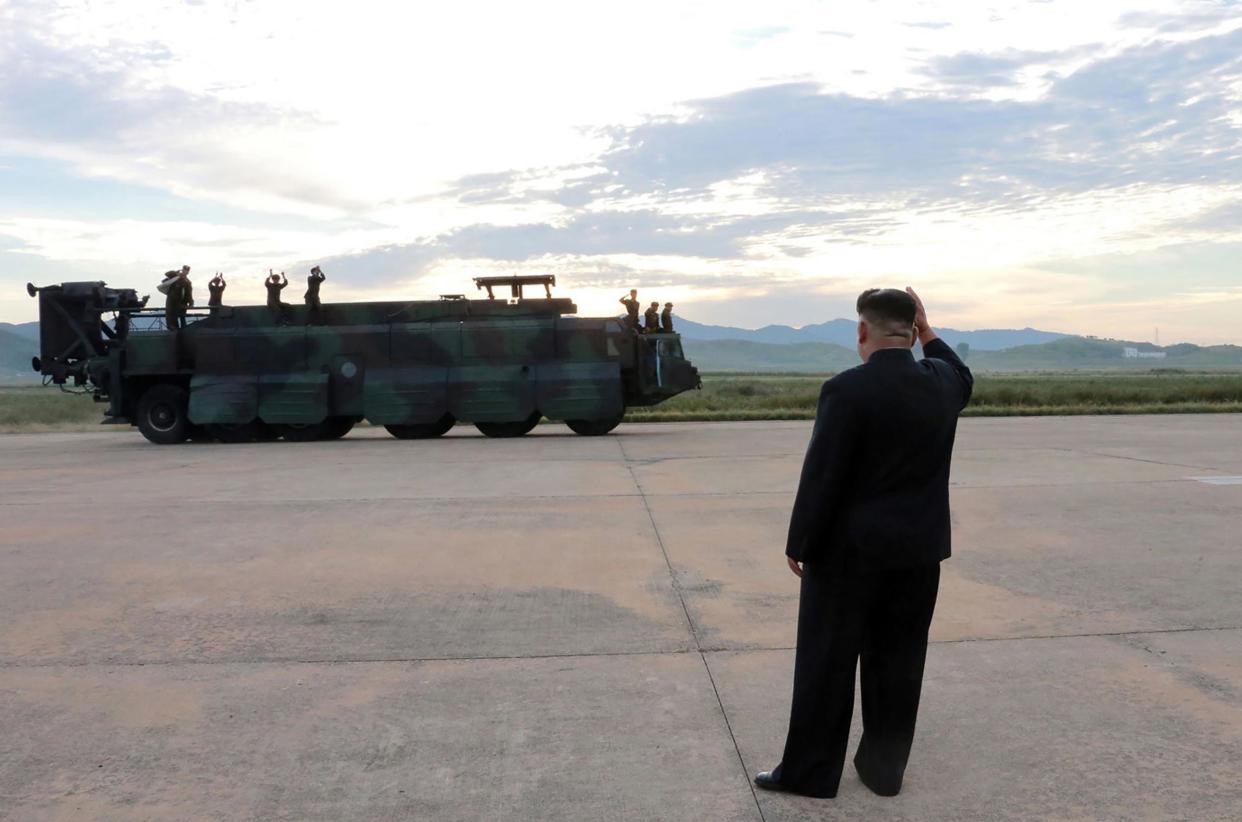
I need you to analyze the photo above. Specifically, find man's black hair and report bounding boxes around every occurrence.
[856,288,916,333]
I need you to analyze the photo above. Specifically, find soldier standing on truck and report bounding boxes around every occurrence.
[305,266,326,324]
[163,265,192,330]
[207,273,226,316]
[266,269,289,324]
[644,301,660,333]
[661,302,674,333]
[619,289,640,331]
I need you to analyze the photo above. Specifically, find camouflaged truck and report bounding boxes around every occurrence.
[27,275,700,444]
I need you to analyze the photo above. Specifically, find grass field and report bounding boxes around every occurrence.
[624,371,1242,422]
[3,372,1241,433]
[0,385,107,432]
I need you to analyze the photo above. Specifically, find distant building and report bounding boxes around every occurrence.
[1123,347,1167,359]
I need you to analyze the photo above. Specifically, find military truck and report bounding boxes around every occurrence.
[27,275,699,444]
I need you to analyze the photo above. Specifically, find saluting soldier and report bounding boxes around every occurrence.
[265,269,289,324]
[207,273,226,316]
[661,302,674,333]
[644,301,660,333]
[163,265,192,330]
[619,289,640,331]
[305,265,326,323]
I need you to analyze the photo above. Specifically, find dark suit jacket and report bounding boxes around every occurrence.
[785,338,973,572]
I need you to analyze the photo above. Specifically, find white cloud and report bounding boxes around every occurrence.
[1,0,1240,345]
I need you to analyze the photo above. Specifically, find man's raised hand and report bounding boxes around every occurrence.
[906,287,936,344]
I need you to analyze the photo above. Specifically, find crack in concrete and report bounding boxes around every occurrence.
[4,469,1227,512]
[1046,445,1225,473]
[2,626,1237,671]
[617,435,768,822]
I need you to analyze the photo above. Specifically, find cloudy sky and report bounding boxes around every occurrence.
[1,0,1240,343]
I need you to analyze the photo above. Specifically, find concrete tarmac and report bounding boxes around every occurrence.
[1,416,1239,820]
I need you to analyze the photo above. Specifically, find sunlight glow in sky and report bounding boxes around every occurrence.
[1,0,1240,343]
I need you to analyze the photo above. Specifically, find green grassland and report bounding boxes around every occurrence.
[625,371,1242,422]
[3,372,1240,433]
[0,386,106,432]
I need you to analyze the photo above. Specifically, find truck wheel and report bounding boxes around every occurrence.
[206,420,268,443]
[566,414,623,436]
[475,412,540,438]
[275,417,355,442]
[321,416,356,440]
[253,421,280,442]
[274,421,328,442]
[136,384,190,444]
[188,424,217,443]
[385,413,454,440]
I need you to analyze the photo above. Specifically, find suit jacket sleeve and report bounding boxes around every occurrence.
[785,380,858,563]
[923,337,974,409]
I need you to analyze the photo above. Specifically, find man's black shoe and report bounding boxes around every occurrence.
[753,771,788,792]
[753,771,836,799]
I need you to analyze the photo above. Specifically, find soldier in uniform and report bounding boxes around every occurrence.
[305,266,326,323]
[644,301,660,333]
[661,302,674,333]
[619,289,640,331]
[265,269,289,324]
[163,265,192,330]
[207,273,226,316]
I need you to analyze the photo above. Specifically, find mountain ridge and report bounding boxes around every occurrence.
[1,325,39,380]
[0,321,39,342]
[680,335,1242,373]
[674,317,1070,350]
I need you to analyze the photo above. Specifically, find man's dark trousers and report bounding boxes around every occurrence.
[775,562,940,798]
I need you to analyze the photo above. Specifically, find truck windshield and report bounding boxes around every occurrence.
[657,339,683,359]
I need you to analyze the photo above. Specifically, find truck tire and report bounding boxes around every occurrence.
[385,413,454,440]
[206,420,271,443]
[187,424,217,443]
[274,421,328,442]
[136,384,190,444]
[321,416,356,440]
[253,421,280,441]
[275,417,355,442]
[566,414,623,436]
[475,412,540,438]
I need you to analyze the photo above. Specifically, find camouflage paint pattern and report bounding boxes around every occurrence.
[29,282,700,438]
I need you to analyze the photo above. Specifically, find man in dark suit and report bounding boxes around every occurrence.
[755,286,972,800]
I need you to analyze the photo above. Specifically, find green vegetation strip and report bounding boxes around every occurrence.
[0,386,104,431]
[2,372,1241,433]
[625,372,1242,422]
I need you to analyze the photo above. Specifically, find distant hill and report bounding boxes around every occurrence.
[0,324,40,382]
[682,335,1242,373]
[676,317,1069,351]
[679,339,860,373]
[0,321,39,342]
[970,337,1242,371]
